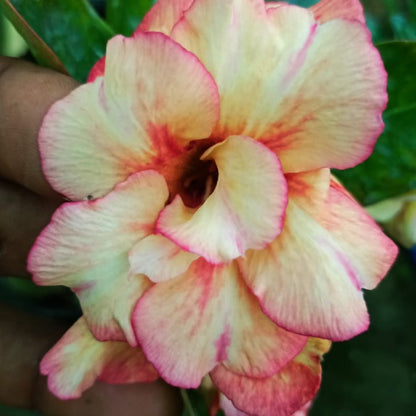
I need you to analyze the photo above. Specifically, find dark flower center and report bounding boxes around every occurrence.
[161,139,219,209]
[180,158,218,208]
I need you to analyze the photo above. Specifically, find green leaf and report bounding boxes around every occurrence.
[310,249,416,415]
[334,41,416,205]
[4,0,115,82]
[0,276,81,320]
[0,0,68,73]
[106,0,155,36]
[181,389,210,416]
[284,0,317,7]
[0,404,44,416]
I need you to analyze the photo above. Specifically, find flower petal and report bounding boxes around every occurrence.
[172,1,315,139]
[136,0,195,35]
[40,32,219,200]
[261,17,387,171]
[172,1,386,171]
[87,56,105,82]
[28,171,168,344]
[211,338,331,416]
[75,270,151,346]
[265,2,289,10]
[132,259,307,388]
[324,178,398,290]
[240,171,394,341]
[41,318,158,399]
[292,401,313,416]
[157,136,287,263]
[219,394,249,416]
[129,234,198,282]
[310,0,365,23]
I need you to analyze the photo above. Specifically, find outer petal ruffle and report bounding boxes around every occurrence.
[28,171,169,345]
[172,1,314,140]
[172,0,386,171]
[87,56,105,82]
[157,136,287,264]
[240,171,397,341]
[211,338,331,416]
[132,258,307,388]
[324,178,398,290]
[218,394,312,416]
[136,0,195,35]
[41,318,158,399]
[262,16,387,172]
[219,394,249,416]
[129,234,198,282]
[310,0,365,23]
[268,0,364,24]
[40,32,219,200]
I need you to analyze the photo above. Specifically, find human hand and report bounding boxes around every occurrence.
[0,57,182,416]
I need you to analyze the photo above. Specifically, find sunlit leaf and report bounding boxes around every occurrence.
[0,0,67,73]
[5,0,115,82]
[106,0,155,36]
[335,41,416,205]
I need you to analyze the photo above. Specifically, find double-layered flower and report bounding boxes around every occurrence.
[28,0,398,414]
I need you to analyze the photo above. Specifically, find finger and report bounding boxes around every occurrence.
[0,179,59,277]
[0,57,79,198]
[0,302,183,416]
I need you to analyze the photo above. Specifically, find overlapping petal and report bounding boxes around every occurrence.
[172,1,312,138]
[136,0,195,35]
[324,179,398,290]
[310,0,365,23]
[28,171,168,344]
[219,394,249,416]
[240,170,396,341]
[133,258,307,388]
[157,136,287,263]
[41,318,158,399]
[171,0,386,171]
[87,56,105,82]
[211,338,331,416]
[129,234,198,282]
[262,17,387,172]
[39,32,219,200]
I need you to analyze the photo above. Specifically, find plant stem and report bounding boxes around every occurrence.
[180,389,197,416]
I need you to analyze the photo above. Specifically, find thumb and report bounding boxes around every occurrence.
[0,57,78,199]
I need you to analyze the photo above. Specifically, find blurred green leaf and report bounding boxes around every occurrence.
[0,404,43,416]
[335,41,416,205]
[106,0,155,36]
[285,0,317,7]
[311,249,416,415]
[380,0,416,40]
[181,389,209,416]
[0,0,67,72]
[5,0,115,82]
[363,0,416,43]
[0,277,81,321]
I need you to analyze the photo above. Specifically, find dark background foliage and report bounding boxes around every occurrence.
[0,1,415,415]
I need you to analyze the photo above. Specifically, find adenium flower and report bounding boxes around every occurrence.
[28,0,398,414]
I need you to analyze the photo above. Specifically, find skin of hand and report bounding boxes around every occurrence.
[0,57,183,416]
